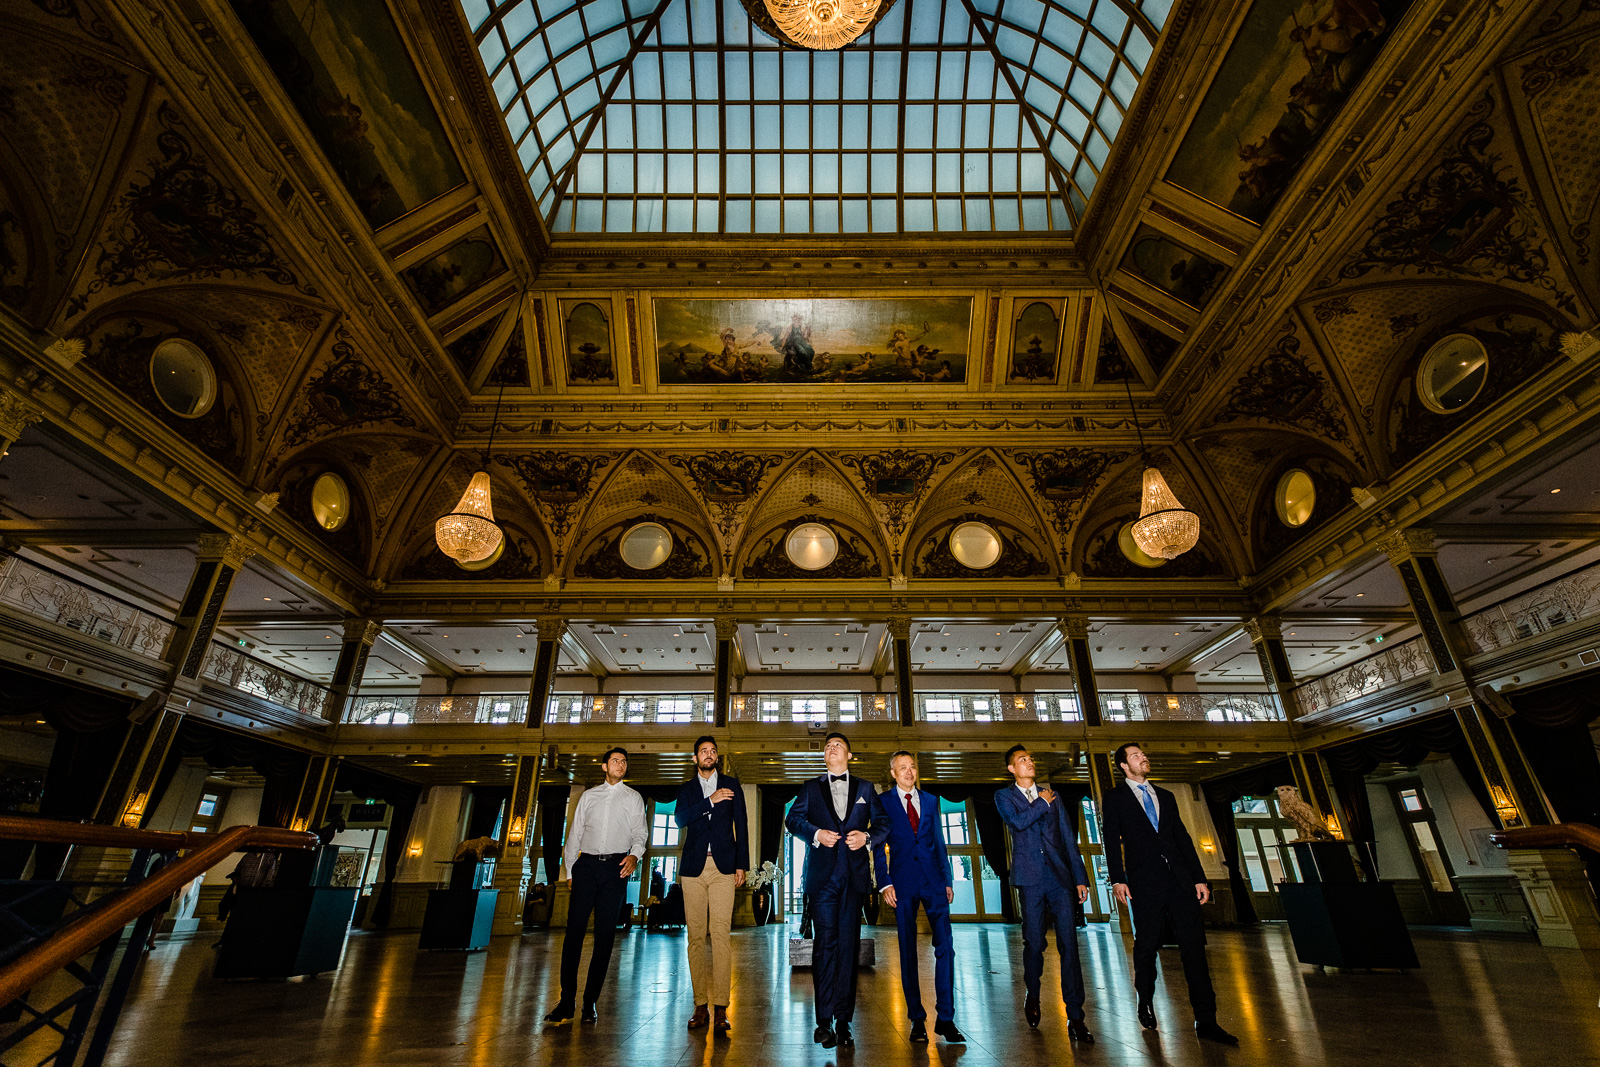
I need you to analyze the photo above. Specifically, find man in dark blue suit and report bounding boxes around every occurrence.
[785,730,891,1050]
[995,743,1094,1044]
[874,750,965,1044]
[673,735,748,1034]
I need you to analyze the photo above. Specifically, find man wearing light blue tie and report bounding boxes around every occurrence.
[874,751,965,1044]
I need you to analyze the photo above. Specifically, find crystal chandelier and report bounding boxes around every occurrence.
[1121,370,1200,560]
[1132,467,1200,560]
[763,0,881,49]
[435,386,506,564]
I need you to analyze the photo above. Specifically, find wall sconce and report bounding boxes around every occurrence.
[290,817,310,833]
[408,844,421,857]
[1489,785,1520,826]
[873,695,887,712]
[592,697,606,715]
[121,791,148,828]
[1012,696,1028,712]
[731,695,746,714]
[507,816,526,847]
[1199,837,1215,854]
[1165,695,1181,711]
[1325,810,1346,840]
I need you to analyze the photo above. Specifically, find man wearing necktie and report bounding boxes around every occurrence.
[1103,743,1237,1046]
[994,744,1094,1044]
[785,731,891,1050]
[873,750,964,1044]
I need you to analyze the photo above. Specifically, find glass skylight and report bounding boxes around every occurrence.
[463,0,1165,234]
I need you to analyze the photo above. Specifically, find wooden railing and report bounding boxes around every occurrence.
[1490,823,1600,854]
[0,816,316,1007]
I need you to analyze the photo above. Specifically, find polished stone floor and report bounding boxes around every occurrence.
[84,921,1600,1066]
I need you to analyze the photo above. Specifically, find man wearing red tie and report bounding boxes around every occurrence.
[874,751,965,1044]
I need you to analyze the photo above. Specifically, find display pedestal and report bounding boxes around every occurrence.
[214,887,357,979]
[1278,883,1419,969]
[419,888,499,951]
[788,938,875,967]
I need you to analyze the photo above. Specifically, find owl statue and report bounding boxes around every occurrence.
[1275,785,1336,842]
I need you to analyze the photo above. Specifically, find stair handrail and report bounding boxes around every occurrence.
[0,815,317,1006]
[1489,823,1600,854]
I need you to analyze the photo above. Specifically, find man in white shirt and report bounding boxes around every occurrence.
[544,746,647,1026]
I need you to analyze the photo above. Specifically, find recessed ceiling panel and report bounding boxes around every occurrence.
[745,622,876,671]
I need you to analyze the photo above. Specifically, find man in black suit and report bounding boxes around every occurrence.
[1103,742,1238,1045]
[673,735,749,1034]
[785,730,891,1050]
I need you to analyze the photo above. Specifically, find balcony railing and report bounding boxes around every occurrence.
[917,692,1082,722]
[558,694,715,724]
[1462,558,1600,654]
[1103,691,1284,723]
[0,555,173,661]
[730,692,894,724]
[200,644,330,719]
[344,693,531,725]
[1289,635,1436,716]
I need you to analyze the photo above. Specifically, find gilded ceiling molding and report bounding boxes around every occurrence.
[1210,328,1353,446]
[668,450,785,573]
[1007,447,1129,548]
[836,447,958,575]
[496,451,616,564]
[0,390,44,441]
[280,333,417,449]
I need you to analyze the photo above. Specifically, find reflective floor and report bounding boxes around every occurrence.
[98,921,1600,1066]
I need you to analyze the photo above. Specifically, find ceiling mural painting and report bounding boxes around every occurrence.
[1166,0,1413,224]
[485,313,532,387]
[1008,299,1065,384]
[229,0,468,230]
[444,308,507,379]
[274,330,419,453]
[1117,223,1229,309]
[560,298,618,385]
[653,295,972,384]
[399,225,508,316]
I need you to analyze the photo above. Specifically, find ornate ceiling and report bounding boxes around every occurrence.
[1,0,1599,687]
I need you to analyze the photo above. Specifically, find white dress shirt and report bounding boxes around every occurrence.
[813,773,852,846]
[898,788,921,819]
[1018,783,1038,803]
[563,780,647,874]
[697,770,718,854]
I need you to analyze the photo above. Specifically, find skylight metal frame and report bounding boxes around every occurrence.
[463,0,1166,234]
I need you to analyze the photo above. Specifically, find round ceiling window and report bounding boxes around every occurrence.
[149,339,216,418]
[619,522,674,570]
[1118,521,1167,569]
[1274,468,1316,528]
[1417,333,1489,414]
[785,522,838,571]
[310,472,350,532]
[949,521,1002,569]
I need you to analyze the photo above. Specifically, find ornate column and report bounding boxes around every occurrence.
[163,532,255,681]
[0,392,43,458]
[1059,616,1102,727]
[525,616,565,728]
[888,616,914,726]
[713,616,738,728]
[492,748,546,935]
[1244,616,1299,719]
[322,619,382,722]
[1378,527,1550,828]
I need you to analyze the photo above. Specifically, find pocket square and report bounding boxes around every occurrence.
[854,796,866,804]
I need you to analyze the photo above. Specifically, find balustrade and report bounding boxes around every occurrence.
[1289,635,1435,716]
[200,644,330,718]
[1462,559,1600,653]
[0,556,173,660]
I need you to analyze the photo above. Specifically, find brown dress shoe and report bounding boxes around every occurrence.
[687,1004,710,1030]
[713,1006,731,1032]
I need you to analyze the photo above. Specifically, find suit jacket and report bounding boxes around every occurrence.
[785,773,891,893]
[994,784,1089,889]
[1101,781,1206,889]
[673,772,750,879]
[872,787,953,895]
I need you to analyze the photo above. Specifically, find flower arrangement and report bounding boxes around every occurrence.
[746,860,782,891]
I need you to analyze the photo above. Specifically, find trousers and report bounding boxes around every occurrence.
[1130,865,1216,1022]
[559,853,627,1007]
[681,864,736,1006]
[1018,869,1086,1020]
[892,878,954,1022]
[809,861,863,1026]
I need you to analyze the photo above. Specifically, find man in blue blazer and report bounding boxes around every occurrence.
[874,750,965,1044]
[785,730,891,1050]
[995,743,1094,1044]
[673,735,749,1034]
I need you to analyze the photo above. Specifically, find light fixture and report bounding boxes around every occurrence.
[507,815,526,846]
[1121,375,1199,560]
[435,384,507,564]
[1489,784,1520,826]
[762,0,881,50]
[122,791,149,828]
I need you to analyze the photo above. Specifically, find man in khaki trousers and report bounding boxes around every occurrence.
[673,735,749,1033]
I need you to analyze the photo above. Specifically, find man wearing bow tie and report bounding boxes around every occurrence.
[874,750,964,1044]
[785,731,891,1050]
[995,744,1094,1044]
[1103,743,1237,1046]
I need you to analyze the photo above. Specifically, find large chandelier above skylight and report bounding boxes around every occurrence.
[757,0,887,50]
[462,0,1169,234]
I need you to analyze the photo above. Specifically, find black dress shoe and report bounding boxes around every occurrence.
[836,1021,855,1047]
[934,1020,966,1043]
[1196,1020,1238,1045]
[910,1020,928,1043]
[1068,1019,1095,1044]
[581,1003,598,1024]
[1138,1001,1157,1030]
[1025,992,1041,1028]
[815,1024,837,1048]
[543,1004,574,1025]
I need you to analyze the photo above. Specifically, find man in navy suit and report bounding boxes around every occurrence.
[673,735,749,1034]
[1104,742,1237,1045]
[995,744,1094,1044]
[785,730,891,1050]
[874,750,965,1044]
